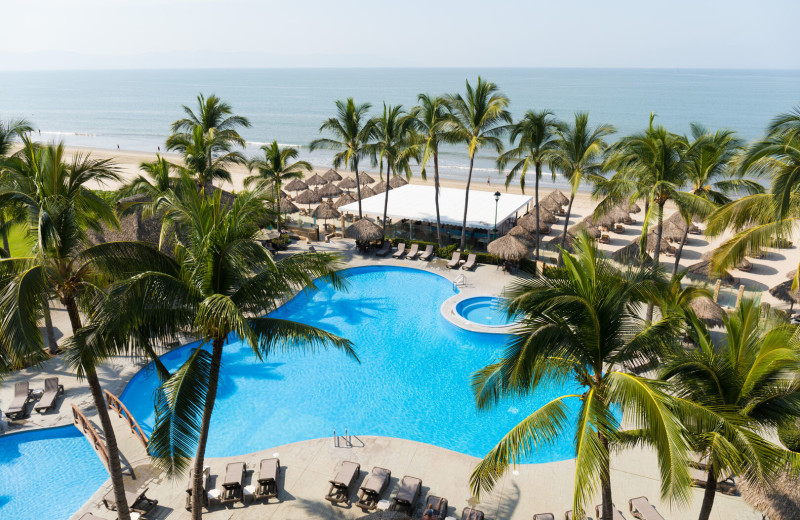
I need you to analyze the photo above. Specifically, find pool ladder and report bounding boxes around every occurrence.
[453,274,466,290]
[333,427,352,447]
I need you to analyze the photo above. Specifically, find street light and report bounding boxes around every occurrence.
[493,191,501,239]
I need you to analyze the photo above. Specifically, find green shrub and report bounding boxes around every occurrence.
[778,419,800,452]
[93,189,121,207]
[271,234,292,251]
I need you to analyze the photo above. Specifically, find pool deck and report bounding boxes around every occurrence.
[0,237,767,520]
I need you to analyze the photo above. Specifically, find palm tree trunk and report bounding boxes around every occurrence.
[433,152,443,247]
[598,432,614,520]
[534,162,541,266]
[191,337,224,519]
[353,157,363,219]
[42,304,59,355]
[381,160,391,238]
[275,180,282,234]
[671,222,690,279]
[64,297,132,520]
[459,156,475,251]
[0,213,9,254]
[645,202,665,322]
[558,192,576,266]
[697,463,717,520]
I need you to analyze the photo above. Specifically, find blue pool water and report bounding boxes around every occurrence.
[0,425,108,520]
[122,266,581,462]
[456,296,519,327]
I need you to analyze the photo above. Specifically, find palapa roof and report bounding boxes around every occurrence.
[628,201,642,213]
[608,205,631,223]
[769,280,800,303]
[389,176,408,188]
[701,251,751,270]
[611,241,652,266]
[373,183,388,194]
[686,260,734,283]
[312,201,341,220]
[359,185,378,198]
[345,218,383,242]
[517,213,551,234]
[295,189,322,205]
[338,177,359,190]
[569,218,601,239]
[317,182,342,198]
[741,472,800,520]
[507,225,538,246]
[333,192,356,208]
[690,297,726,328]
[539,197,562,213]
[323,169,342,182]
[548,232,577,252]
[284,178,308,192]
[487,234,530,261]
[305,173,328,186]
[358,172,375,184]
[589,212,617,229]
[279,197,299,214]
[787,269,796,279]
[642,233,673,253]
[546,190,569,206]
[531,205,558,224]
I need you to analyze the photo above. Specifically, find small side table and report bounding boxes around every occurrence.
[243,485,256,504]
[207,488,221,507]
[376,499,391,511]
[31,388,44,400]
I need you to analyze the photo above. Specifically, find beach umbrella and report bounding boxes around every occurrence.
[531,205,558,224]
[547,232,576,253]
[628,202,642,213]
[338,177,359,190]
[690,297,726,328]
[589,212,616,230]
[284,178,308,193]
[518,214,551,234]
[312,201,341,224]
[546,190,569,206]
[701,251,751,271]
[741,473,800,520]
[279,198,299,214]
[373,183,389,194]
[333,192,356,209]
[317,182,342,198]
[305,173,328,186]
[359,172,375,184]
[255,228,281,241]
[608,205,632,224]
[611,242,652,266]
[488,234,530,261]
[539,197,562,213]
[641,233,673,254]
[389,176,408,188]
[345,218,383,242]
[769,280,800,305]
[686,260,733,283]
[507,225,538,247]
[323,169,342,182]
[788,269,797,279]
[359,185,378,198]
[295,189,322,208]
[569,219,601,239]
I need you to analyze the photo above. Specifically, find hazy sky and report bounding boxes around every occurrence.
[2,0,798,70]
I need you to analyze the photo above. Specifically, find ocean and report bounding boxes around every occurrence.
[0,68,798,190]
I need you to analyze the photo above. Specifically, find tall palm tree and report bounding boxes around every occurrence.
[117,154,181,217]
[0,139,138,520]
[245,141,311,233]
[368,104,420,238]
[0,118,32,253]
[310,99,375,219]
[446,78,511,250]
[497,110,561,263]
[707,107,800,290]
[81,178,357,519]
[415,94,453,246]
[469,234,692,520]
[662,298,800,520]
[166,94,250,191]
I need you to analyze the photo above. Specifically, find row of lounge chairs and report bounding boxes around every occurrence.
[4,378,64,420]
[535,496,665,520]
[446,251,477,270]
[374,241,435,261]
[184,458,280,512]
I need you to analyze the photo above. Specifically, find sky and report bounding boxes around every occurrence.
[1,0,798,70]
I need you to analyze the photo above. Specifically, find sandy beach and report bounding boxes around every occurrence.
[62,145,800,314]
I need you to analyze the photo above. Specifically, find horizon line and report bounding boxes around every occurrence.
[2,66,800,73]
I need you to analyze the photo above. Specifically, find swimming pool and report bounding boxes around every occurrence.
[456,296,519,327]
[122,266,581,462]
[0,425,108,520]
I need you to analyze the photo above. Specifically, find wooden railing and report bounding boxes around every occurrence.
[71,404,110,469]
[104,390,149,454]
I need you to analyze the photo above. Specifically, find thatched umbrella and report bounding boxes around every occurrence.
[279,198,299,214]
[323,169,342,182]
[769,280,800,307]
[590,212,616,230]
[660,219,687,242]
[360,185,378,198]
[547,190,570,206]
[611,242,652,266]
[284,178,308,193]
[642,233,673,253]
[389,176,408,188]
[338,177,358,190]
[690,297,726,328]
[295,189,322,208]
[312,201,341,227]
[488,234,530,261]
[608,205,632,224]
[345,218,383,242]
[532,205,558,224]
[359,172,375,184]
[786,269,796,279]
[701,251,752,271]
[548,232,576,253]
[569,219,601,239]
[628,202,642,213]
[333,192,356,209]
[518,213,551,234]
[741,472,800,520]
[305,173,328,186]
[539,197,562,213]
[255,228,281,241]
[686,260,733,283]
[373,183,389,194]
[317,182,342,198]
[507,225,538,247]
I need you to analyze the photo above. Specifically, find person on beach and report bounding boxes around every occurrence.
[487,175,490,184]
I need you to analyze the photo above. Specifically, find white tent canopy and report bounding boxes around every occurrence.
[339,184,532,230]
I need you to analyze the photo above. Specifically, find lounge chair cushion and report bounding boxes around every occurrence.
[629,496,665,520]
[332,461,360,487]
[224,462,245,486]
[259,458,279,482]
[395,476,421,502]
[361,467,390,493]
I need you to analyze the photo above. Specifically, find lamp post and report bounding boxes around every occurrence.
[493,191,501,240]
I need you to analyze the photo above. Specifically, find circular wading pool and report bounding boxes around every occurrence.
[455,296,519,327]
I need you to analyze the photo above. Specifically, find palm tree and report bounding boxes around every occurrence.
[368,104,419,238]
[551,112,615,265]
[469,234,691,520]
[310,99,375,219]
[245,141,311,233]
[446,78,511,250]
[662,298,800,520]
[497,110,561,263]
[0,139,138,520]
[117,154,181,217]
[707,107,800,290]
[166,94,250,191]
[0,118,32,253]
[81,178,357,520]
[415,94,453,246]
